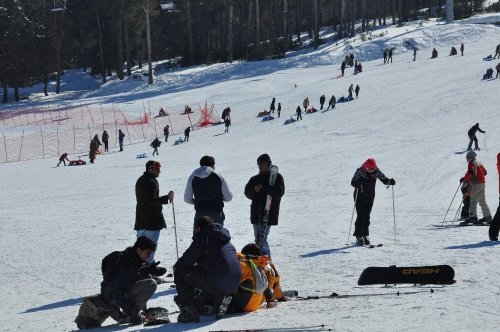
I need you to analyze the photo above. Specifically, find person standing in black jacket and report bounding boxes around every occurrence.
[244,154,285,257]
[467,123,485,151]
[319,94,326,110]
[135,160,174,263]
[174,216,241,323]
[100,236,158,326]
[351,158,395,246]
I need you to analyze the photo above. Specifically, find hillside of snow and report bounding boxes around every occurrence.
[1,16,500,332]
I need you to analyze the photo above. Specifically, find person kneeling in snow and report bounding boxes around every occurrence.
[228,243,288,313]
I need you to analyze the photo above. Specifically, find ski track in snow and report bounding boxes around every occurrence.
[2,15,500,332]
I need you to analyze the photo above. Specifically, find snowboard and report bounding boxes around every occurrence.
[257,165,279,248]
[143,307,170,326]
[358,265,455,285]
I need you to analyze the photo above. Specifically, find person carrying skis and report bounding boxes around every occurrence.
[355,85,360,99]
[57,153,70,166]
[270,98,276,113]
[163,125,169,142]
[319,95,326,110]
[467,123,485,151]
[351,158,395,245]
[173,216,241,323]
[348,84,354,100]
[295,106,302,121]
[118,129,125,152]
[184,127,191,142]
[244,154,285,256]
[102,130,109,152]
[135,160,174,264]
[488,153,500,241]
[327,94,336,110]
[184,155,233,228]
[150,137,161,156]
[460,151,492,225]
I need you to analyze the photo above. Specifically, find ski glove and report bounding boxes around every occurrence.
[459,177,464,183]
[388,178,396,186]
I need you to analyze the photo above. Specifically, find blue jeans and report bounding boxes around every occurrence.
[253,224,271,257]
[136,230,161,263]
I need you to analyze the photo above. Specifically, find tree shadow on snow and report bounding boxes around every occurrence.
[22,296,82,313]
[444,241,500,250]
[300,245,357,258]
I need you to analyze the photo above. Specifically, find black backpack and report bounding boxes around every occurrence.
[101,251,123,284]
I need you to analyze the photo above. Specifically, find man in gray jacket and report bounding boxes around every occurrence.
[184,156,233,227]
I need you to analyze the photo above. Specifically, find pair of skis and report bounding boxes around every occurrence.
[257,165,279,248]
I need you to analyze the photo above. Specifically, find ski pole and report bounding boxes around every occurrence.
[171,200,179,260]
[346,189,359,245]
[391,185,396,241]
[441,183,461,226]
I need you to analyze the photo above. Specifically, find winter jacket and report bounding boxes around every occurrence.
[497,153,500,194]
[468,124,485,136]
[463,160,487,184]
[320,95,325,105]
[184,127,191,136]
[103,247,145,314]
[151,138,161,148]
[102,132,109,142]
[355,86,360,94]
[184,166,233,212]
[244,170,285,226]
[163,126,169,135]
[174,223,241,294]
[135,172,170,230]
[59,153,68,161]
[118,131,125,142]
[351,167,390,201]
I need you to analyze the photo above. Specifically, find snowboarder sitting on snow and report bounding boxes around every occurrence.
[431,48,438,59]
[151,137,161,156]
[57,153,70,166]
[467,123,485,151]
[450,46,457,56]
[227,243,287,313]
[351,158,395,245]
[99,236,161,326]
[460,151,492,225]
[483,68,493,80]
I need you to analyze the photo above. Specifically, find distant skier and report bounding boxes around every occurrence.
[296,106,302,121]
[151,137,161,156]
[382,49,388,64]
[57,153,69,167]
[319,95,326,110]
[102,130,109,152]
[355,85,360,99]
[450,46,457,56]
[303,97,309,112]
[387,47,395,63]
[460,151,492,225]
[496,63,500,78]
[467,123,485,151]
[327,94,336,110]
[488,153,500,241]
[277,103,281,118]
[224,117,231,133]
[270,98,276,113]
[351,158,395,245]
[413,47,418,61]
[340,60,346,77]
[354,60,359,74]
[163,124,171,142]
[184,127,191,142]
[494,44,500,59]
[431,48,438,59]
[460,43,464,56]
[118,129,125,152]
[348,84,354,100]
[349,53,354,67]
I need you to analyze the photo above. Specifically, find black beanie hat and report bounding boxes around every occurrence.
[257,153,272,164]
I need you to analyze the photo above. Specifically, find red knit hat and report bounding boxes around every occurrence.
[362,158,377,172]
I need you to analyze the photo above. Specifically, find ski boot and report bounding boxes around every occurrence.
[490,236,498,241]
[460,216,477,226]
[477,216,492,224]
[363,236,371,245]
[474,147,481,151]
[177,305,200,323]
[214,295,232,320]
[355,237,364,245]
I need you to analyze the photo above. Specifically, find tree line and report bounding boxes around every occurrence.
[0,0,489,103]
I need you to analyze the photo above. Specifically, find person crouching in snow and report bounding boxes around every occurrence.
[351,158,395,245]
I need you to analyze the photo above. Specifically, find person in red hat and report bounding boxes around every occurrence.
[351,158,395,245]
[488,153,500,241]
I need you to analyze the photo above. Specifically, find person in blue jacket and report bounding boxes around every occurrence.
[173,216,242,323]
